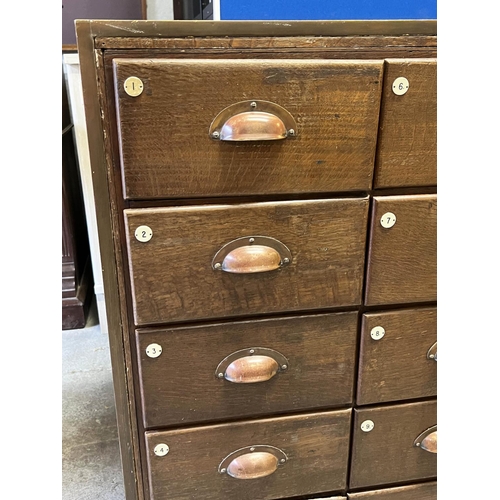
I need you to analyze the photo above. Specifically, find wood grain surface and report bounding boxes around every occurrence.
[146,409,351,500]
[374,59,437,188]
[348,482,436,499]
[114,58,383,199]
[136,312,357,428]
[364,195,436,306]
[125,197,369,325]
[349,400,437,489]
[357,307,437,405]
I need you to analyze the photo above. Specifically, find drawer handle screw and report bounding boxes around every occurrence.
[361,420,375,432]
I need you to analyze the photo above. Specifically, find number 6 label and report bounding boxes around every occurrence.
[392,76,409,95]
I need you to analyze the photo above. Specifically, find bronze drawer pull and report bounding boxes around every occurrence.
[216,347,289,383]
[219,445,288,479]
[212,236,292,274]
[427,341,437,361]
[209,100,297,141]
[414,425,437,454]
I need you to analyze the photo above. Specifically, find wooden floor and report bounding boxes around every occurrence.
[62,299,125,500]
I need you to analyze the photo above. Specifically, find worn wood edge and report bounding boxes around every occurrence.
[347,480,437,498]
[99,49,147,499]
[75,20,142,500]
[75,19,437,39]
[94,34,437,50]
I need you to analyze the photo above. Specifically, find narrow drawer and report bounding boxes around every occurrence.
[125,197,369,325]
[374,59,437,188]
[113,58,383,199]
[357,307,437,405]
[364,194,436,306]
[145,409,351,500]
[137,312,357,428]
[349,400,437,489]
[348,482,437,500]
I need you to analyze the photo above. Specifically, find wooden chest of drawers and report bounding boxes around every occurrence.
[77,20,437,500]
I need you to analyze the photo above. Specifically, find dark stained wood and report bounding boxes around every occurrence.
[145,409,351,500]
[75,20,142,500]
[114,58,383,199]
[124,197,369,325]
[349,401,437,489]
[374,59,437,188]
[357,307,437,405]
[75,20,438,500]
[364,195,437,306]
[348,482,436,499]
[136,312,357,428]
[96,35,437,50]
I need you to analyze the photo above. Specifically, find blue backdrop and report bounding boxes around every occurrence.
[220,0,437,20]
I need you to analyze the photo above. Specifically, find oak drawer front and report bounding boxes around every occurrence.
[364,194,436,306]
[357,307,437,405]
[125,198,369,326]
[146,409,351,500]
[348,482,437,500]
[113,58,383,199]
[349,401,437,489]
[137,312,357,428]
[374,59,437,188]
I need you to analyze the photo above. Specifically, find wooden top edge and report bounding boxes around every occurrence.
[75,19,437,38]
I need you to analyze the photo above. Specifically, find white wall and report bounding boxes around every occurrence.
[147,0,174,19]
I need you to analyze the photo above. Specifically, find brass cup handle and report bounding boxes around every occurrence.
[212,236,292,274]
[209,100,297,141]
[414,425,437,454]
[216,347,289,383]
[427,342,437,361]
[219,445,288,479]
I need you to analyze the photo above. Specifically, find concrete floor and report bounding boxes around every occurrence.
[62,299,125,499]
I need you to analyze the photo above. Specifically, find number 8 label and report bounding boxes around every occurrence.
[370,326,386,340]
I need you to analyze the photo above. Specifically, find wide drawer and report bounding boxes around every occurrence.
[374,58,437,188]
[113,58,383,199]
[356,307,437,405]
[364,194,436,306]
[125,198,369,325]
[145,409,351,500]
[137,312,357,428]
[349,400,437,489]
[348,482,437,500]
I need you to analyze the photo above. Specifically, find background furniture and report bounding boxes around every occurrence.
[63,54,109,334]
[77,20,437,500]
[62,63,93,329]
